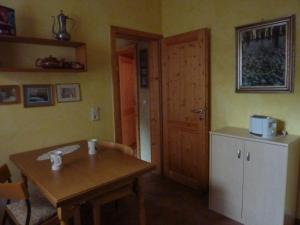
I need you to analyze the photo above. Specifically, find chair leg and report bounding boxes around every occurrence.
[2,210,8,225]
[114,200,119,213]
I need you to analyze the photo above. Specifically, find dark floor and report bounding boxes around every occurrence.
[82,173,241,225]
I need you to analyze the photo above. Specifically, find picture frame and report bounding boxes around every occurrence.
[0,5,16,36]
[56,83,81,103]
[0,85,20,105]
[236,15,295,93]
[23,84,54,107]
[139,49,149,88]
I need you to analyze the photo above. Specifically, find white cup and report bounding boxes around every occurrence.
[88,139,98,155]
[50,151,63,171]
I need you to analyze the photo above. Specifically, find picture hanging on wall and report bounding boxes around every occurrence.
[139,49,148,88]
[56,83,81,103]
[0,5,16,36]
[235,15,295,93]
[23,84,54,108]
[0,85,20,105]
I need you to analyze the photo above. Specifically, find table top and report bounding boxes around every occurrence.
[10,140,155,207]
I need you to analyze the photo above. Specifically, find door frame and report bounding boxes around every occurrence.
[110,26,163,172]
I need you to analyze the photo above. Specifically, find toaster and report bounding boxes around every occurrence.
[249,115,277,138]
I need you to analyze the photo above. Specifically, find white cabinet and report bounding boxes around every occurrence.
[209,127,300,225]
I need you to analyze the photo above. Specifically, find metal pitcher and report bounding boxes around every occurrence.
[52,10,74,41]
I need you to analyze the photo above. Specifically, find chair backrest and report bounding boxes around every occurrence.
[0,164,29,201]
[0,165,31,225]
[0,164,11,183]
[0,182,28,201]
[99,141,134,156]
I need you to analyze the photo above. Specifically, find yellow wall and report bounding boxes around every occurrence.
[162,0,300,217]
[162,0,300,132]
[0,0,161,176]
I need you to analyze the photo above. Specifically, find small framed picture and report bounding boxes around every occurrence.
[56,83,81,103]
[23,85,54,107]
[0,85,20,105]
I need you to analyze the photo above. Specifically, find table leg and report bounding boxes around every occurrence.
[136,178,146,225]
[74,205,81,225]
[57,205,81,225]
[93,203,101,225]
[57,207,69,225]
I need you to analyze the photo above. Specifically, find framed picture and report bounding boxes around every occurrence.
[139,49,148,88]
[0,85,20,105]
[0,5,16,36]
[23,85,54,107]
[236,15,295,93]
[56,83,81,103]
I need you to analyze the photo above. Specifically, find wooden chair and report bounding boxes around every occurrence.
[0,164,59,225]
[91,141,135,225]
[98,141,134,156]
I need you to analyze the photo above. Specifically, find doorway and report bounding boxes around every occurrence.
[111,27,210,186]
[111,26,162,173]
[117,45,138,152]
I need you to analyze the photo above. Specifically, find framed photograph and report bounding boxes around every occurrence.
[236,15,295,93]
[139,49,148,88]
[56,83,81,103]
[23,85,54,107]
[0,5,16,36]
[0,85,20,105]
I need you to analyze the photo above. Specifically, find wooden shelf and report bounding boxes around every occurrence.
[0,35,85,47]
[0,35,87,73]
[0,67,86,73]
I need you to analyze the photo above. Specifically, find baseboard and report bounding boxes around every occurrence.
[295,218,300,225]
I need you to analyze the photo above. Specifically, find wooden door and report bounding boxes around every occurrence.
[243,141,287,225]
[118,46,138,150]
[162,29,210,190]
[209,135,244,223]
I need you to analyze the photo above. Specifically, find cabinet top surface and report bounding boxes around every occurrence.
[210,127,300,146]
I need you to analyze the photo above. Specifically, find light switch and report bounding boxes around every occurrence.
[90,106,100,121]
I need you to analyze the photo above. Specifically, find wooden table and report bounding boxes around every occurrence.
[10,140,155,225]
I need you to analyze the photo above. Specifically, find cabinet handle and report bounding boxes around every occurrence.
[246,152,250,161]
[237,150,241,159]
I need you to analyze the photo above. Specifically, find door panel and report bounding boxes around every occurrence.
[209,135,244,223]
[118,52,137,149]
[243,141,287,225]
[162,29,210,190]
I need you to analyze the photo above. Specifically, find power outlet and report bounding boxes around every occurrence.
[90,106,100,121]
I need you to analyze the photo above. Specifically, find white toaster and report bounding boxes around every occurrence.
[249,115,277,138]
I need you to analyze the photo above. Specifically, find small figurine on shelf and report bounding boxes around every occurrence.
[35,55,63,69]
[35,55,84,70]
[52,10,75,41]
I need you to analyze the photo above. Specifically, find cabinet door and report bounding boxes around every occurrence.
[209,135,244,222]
[243,141,287,225]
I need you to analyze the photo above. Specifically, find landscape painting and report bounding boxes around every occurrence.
[0,85,20,105]
[236,16,295,92]
[23,85,54,107]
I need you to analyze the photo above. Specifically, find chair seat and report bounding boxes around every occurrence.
[6,189,56,225]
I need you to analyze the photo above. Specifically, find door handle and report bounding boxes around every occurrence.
[191,109,203,113]
[246,152,250,161]
[237,150,241,159]
[190,108,205,120]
